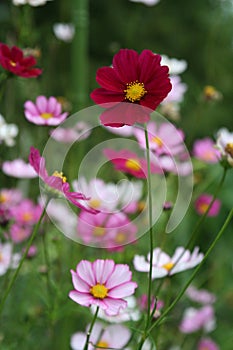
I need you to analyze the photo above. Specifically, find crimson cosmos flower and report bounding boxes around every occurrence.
[0,43,42,78]
[29,147,98,214]
[91,49,172,127]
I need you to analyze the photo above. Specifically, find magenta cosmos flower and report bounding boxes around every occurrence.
[193,138,220,163]
[29,147,98,213]
[90,49,172,126]
[195,194,221,217]
[24,96,68,126]
[198,338,219,350]
[0,42,42,78]
[104,148,163,178]
[69,259,137,316]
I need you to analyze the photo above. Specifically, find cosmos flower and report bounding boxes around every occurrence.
[24,96,68,126]
[53,23,75,42]
[179,305,216,334]
[50,121,91,143]
[0,241,21,276]
[0,43,42,78]
[104,148,163,178]
[10,199,42,225]
[193,138,220,163]
[129,0,161,6]
[197,337,219,350]
[2,159,37,178]
[8,223,32,244]
[160,55,188,75]
[186,286,216,305]
[12,0,52,6]
[0,188,22,210]
[194,194,221,217]
[28,147,98,213]
[215,128,233,167]
[70,322,131,350]
[69,259,137,315]
[91,49,171,126]
[162,75,187,104]
[133,246,204,279]
[0,114,18,147]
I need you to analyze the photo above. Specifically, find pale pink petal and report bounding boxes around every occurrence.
[103,298,127,316]
[103,325,131,348]
[152,267,168,279]
[105,264,131,289]
[47,96,58,114]
[76,260,96,285]
[108,281,137,298]
[71,270,90,292]
[70,333,87,350]
[133,255,150,272]
[36,96,48,113]
[24,101,39,116]
[93,259,115,284]
[69,290,93,306]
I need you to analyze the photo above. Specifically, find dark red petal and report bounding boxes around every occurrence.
[90,88,124,104]
[96,66,125,91]
[112,49,139,83]
[11,46,23,62]
[22,56,37,67]
[138,50,162,83]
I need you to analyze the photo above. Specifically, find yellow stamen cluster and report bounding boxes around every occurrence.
[199,202,209,214]
[162,262,174,271]
[41,112,53,120]
[10,60,16,67]
[125,158,141,172]
[96,341,109,349]
[115,232,126,244]
[89,198,101,209]
[22,212,33,222]
[90,283,108,299]
[52,171,67,183]
[93,226,106,237]
[225,143,233,158]
[152,136,163,147]
[124,80,147,102]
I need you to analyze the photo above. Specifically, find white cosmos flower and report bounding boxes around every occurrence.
[53,23,75,42]
[161,55,188,75]
[0,242,21,276]
[0,114,18,147]
[215,127,233,166]
[13,0,52,6]
[129,0,161,6]
[134,247,204,279]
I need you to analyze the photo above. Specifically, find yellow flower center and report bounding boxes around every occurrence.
[0,194,7,203]
[199,202,209,214]
[204,85,216,98]
[0,252,3,262]
[152,136,163,147]
[125,158,141,172]
[10,60,16,67]
[41,112,53,120]
[89,199,101,209]
[124,80,147,102]
[162,262,174,271]
[52,171,67,183]
[115,232,126,244]
[138,201,146,212]
[203,150,215,161]
[90,283,108,299]
[22,212,33,222]
[225,143,233,157]
[93,226,106,237]
[96,341,109,349]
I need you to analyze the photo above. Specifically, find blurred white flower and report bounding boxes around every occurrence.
[2,159,37,178]
[161,55,188,75]
[0,241,21,276]
[215,127,233,166]
[0,114,18,147]
[53,23,75,42]
[13,0,52,6]
[129,0,161,6]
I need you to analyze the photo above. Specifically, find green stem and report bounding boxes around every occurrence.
[0,200,49,315]
[147,207,233,334]
[42,231,54,315]
[137,126,154,350]
[83,306,99,350]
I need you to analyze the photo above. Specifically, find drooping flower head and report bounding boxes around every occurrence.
[69,259,137,316]
[28,147,98,213]
[134,246,204,279]
[91,49,172,126]
[0,43,42,78]
[195,194,221,217]
[24,96,68,126]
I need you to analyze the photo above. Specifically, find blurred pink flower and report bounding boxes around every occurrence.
[0,188,22,210]
[162,75,187,104]
[29,147,98,213]
[2,159,37,178]
[197,337,219,350]
[193,138,220,163]
[50,121,91,143]
[8,223,32,243]
[70,322,131,350]
[134,121,185,156]
[138,294,164,318]
[10,199,42,225]
[186,286,216,304]
[24,96,68,126]
[195,194,221,217]
[22,245,37,258]
[69,259,137,316]
[134,246,204,279]
[0,241,21,276]
[179,305,216,334]
[104,148,163,178]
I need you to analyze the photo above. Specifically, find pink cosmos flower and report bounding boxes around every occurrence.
[0,241,21,276]
[133,246,204,279]
[134,121,185,156]
[179,305,216,334]
[186,286,216,304]
[2,159,38,178]
[50,121,91,143]
[70,322,131,350]
[24,96,68,126]
[10,199,42,225]
[195,194,221,217]
[77,211,137,249]
[8,223,32,244]
[28,147,98,213]
[197,338,219,350]
[69,259,137,316]
[104,148,163,178]
[138,294,164,318]
[0,188,22,210]
[162,75,187,104]
[90,49,171,126]
[193,138,220,163]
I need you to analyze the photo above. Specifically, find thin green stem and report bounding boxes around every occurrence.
[0,200,49,315]
[83,306,99,350]
[147,207,233,334]
[42,231,54,315]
